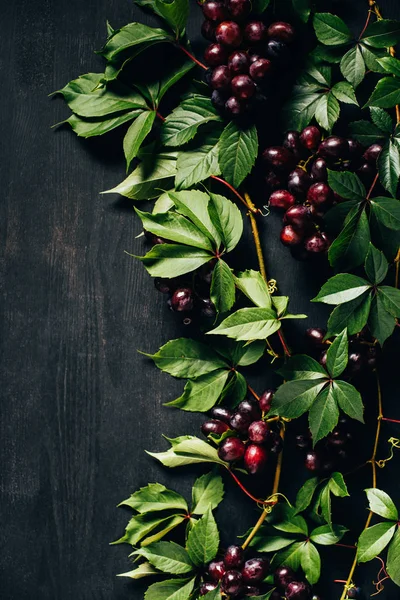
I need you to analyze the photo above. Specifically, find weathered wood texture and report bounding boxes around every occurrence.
[0,1,399,598]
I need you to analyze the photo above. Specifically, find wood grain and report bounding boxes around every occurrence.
[0,1,399,599]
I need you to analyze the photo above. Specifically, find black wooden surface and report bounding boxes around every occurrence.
[1,1,400,599]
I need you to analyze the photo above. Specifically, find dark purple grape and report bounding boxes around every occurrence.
[215,21,243,47]
[287,167,311,196]
[249,58,272,80]
[225,95,246,116]
[202,20,216,41]
[269,189,296,210]
[363,143,383,164]
[307,182,333,208]
[237,399,262,420]
[305,450,322,472]
[280,225,304,246]
[300,126,321,150]
[244,21,267,43]
[228,51,250,74]
[283,130,303,159]
[205,43,229,66]
[231,74,256,99]
[259,389,275,412]
[226,0,251,20]
[221,570,244,596]
[263,146,296,170]
[285,581,311,600]
[318,136,348,161]
[208,560,226,581]
[211,65,232,90]
[218,437,245,462]
[304,233,329,253]
[266,40,289,62]
[211,406,232,423]
[248,420,269,443]
[224,546,244,569]
[284,205,313,232]
[347,139,363,159]
[201,419,230,436]
[306,327,326,347]
[310,157,328,182]
[202,1,228,22]
[171,288,194,311]
[274,566,296,590]
[267,21,295,43]
[242,558,269,583]
[244,444,268,474]
[199,582,218,596]
[230,411,252,434]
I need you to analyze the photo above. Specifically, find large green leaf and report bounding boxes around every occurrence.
[329,472,349,497]
[138,243,213,278]
[146,338,227,379]
[176,130,221,190]
[100,22,172,61]
[65,110,141,138]
[218,122,258,188]
[211,260,236,314]
[118,562,160,579]
[271,542,304,571]
[155,0,189,36]
[357,522,396,563]
[310,524,347,545]
[148,436,228,468]
[115,513,185,546]
[270,380,327,419]
[136,209,214,251]
[103,152,177,199]
[387,527,400,586]
[283,90,322,130]
[378,286,400,317]
[326,329,348,378]
[378,140,400,197]
[362,19,400,48]
[161,97,222,147]
[315,92,340,131]
[327,170,366,201]
[332,380,364,422]
[308,385,339,444]
[368,294,396,345]
[313,273,371,305]
[327,294,371,337]
[120,482,188,513]
[313,13,352,45]
[124,110,156,170]
[295,478,319,514]
[366,488,399,521]
[191,472,224,515]
[186,508,219,566]
[369,197,400,230]
[168,190,221,248]
[328,206,370,270]
[331,81,358,105]
[278,355,328,381]
[377,55,400,77]
[145,577,196,600]
[366,77,400,108]
[135,542,194,574]
[209,193,243,253]
[349,119,387,145]
[365,244,388,284]
[340,45,366,88]
[207,307,281,341]
[234,270,272,308]
[165,369,230,412]
[370,107,394,133]
[300,542,320,585]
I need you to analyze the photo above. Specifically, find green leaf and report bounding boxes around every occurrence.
[310,524,348,545]
[166,370,230,412]
[124,110,156,170]
[101,22,172,61]
[370,107,394,134]
[270,380,327,420]
[155,0,189,37]
[320,485,332,527]
[370,197,400,230]
[378,286,400,317]
[357,522,396,563]
[387,527,400,586]
[271,542,304,571]
[331,81,358,105]
[135,209,214,251]
[366,488,399,521]
[292,0,311,23]
[161,97,222,147]
[329,472,349,497]
[278,355,328,381]
[231,341,266,367]
[272,296,289,316]
[328,206,370,270]
[211,260,236,314]
[361,44,388,73]
[362,19,400,48]
[233,270,272,308]
[300,542,320,585]
[64,110,141,138]
[209,193,243,252]
[309,385,339,445]
[134,542,194,574]
[273,514,308,536]
[377,55,400,78]
[327,170,366,201]
[218,121,258,188]
[252,531,299,552]
[340,45,366,88]
[168,190,221,248]
[146,338,227,379]
[295,478,319,514]
[114,513,185,546]
[313,13,352,46]
[315,92,340,131]
[103,152,177,199]
[191,472,224,515]
[366,77,400,108]
[138,244,213,278]
[118,562,160,579]
[186,507,219,566]
[326,329,348,378]
[312,274,371,304]
[332,380,364,422]
[311,45,343,64]
[283,90,321,131]
[176,130,221,190]
[368,294,396,345]
[365,244,388,284]
[349,119,387,145]
[327,294,372,337]
[207,307,280,341]
[120,483,188,513]
[145,577,196,600]
[157,59,195,103]
[378,140,400,197]
[198,584,222,600]
[148,436,228,468]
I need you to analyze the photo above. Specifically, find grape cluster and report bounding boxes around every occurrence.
[201,552,320,600]
[144,231,216,325]
[201,0,296,118]
[263,126,383,260]
[201,390,283,475]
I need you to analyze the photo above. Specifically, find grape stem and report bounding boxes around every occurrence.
[339,371,383,600]
[177,44,207,70]
[228,469,278,506]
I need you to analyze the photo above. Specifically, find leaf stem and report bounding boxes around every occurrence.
[177,44,207,70]
[241,424,285,550]
[211,176,255,211]
[381,416,400,424]
[247,385,260,401]
[339,371,383,600]
[395,249,400,289]
[278,329,291,358]
[366,172,379,200]
[228,469,277,506]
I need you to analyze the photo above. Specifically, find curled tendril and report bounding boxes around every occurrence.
[267,279,278,294]
[376,437,400,468]
[371,556,390,596]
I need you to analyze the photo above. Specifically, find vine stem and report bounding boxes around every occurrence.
[241,425,285,550]
[228,469,277,506]
[394,249,400,289]
[211,177,258,212]
[339,372,383,600]
[381,416,400,424]
[177,44,207,70]
[366,172,379,200]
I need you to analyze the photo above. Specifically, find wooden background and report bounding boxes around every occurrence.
[0,1,399,599]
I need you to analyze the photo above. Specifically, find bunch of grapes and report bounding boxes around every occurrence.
[201,391,283,475]
[201,555,321,600]
[262,126,382,260]
[201,0,296,117]
[144,231,217,325]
